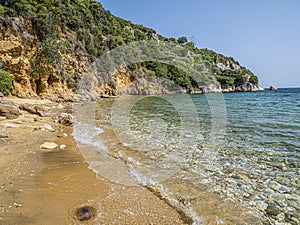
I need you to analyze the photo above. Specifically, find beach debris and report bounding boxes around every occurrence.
[60,144,66,149]
[57,113,73,126]
[0,104,21,119]
[40,142,58,150]
[75,206,96,221]
[40,124,55,132]
[19,104,44,117]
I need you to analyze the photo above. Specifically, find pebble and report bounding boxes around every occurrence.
[40,142,58,150]
[0,132,9,138]
[13,203,21,208]
[60,144,66,149]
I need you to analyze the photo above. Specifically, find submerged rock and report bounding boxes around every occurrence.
[75,206,96,221]
[40,142,58,150]
[266,202,281,216]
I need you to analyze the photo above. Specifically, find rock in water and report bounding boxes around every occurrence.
[57,113,73,126]
[75,206,96,221]
[266,202,281,216]
[269,86,278,91]
[40,142,58,150]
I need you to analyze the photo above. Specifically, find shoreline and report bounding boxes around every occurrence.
[0,97,185,224]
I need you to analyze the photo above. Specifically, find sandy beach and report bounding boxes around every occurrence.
[0,98,185,225]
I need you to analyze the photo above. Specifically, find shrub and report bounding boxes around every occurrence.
[0,71,13,96]
[177,36,188,44]
[216,75,234,87]
[249,74,258,85]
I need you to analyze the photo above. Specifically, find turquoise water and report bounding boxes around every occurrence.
[74,88,300,224]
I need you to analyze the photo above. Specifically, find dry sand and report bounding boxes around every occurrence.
[0,98,185,225]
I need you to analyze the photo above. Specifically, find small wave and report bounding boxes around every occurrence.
[129,166,202,225]
[73,122,108,154]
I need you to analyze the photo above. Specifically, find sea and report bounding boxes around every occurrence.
[73,88,300,224]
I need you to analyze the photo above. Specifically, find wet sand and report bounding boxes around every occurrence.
[0,98,185,225]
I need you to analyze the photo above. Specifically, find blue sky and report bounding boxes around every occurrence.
[99,0,300,88]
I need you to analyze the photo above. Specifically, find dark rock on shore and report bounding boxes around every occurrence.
[19,104,44,117]
[0,130,9,138]
[75,206,96,221]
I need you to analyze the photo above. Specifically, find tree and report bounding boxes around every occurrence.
[0,71,13,96]
[177,36,188,44]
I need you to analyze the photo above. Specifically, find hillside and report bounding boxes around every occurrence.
[0,0,263,100]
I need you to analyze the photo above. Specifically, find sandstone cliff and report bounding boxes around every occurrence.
[0,1,263,101]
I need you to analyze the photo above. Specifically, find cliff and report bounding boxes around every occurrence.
[0,1,263,101]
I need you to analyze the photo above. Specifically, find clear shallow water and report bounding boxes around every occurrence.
[74,88,300,224]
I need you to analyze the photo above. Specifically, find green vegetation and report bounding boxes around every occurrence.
[177,36,188,44]
[30,37,66,77]
[0,0,259,91]
[216,75,234,88]
[0,71,13,96]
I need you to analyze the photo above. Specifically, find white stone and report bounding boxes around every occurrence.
[40,142,58,150]
[40,124,55,132]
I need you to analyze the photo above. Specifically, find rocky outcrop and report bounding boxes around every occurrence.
[0,104,21,119]
[235,83,264,92]
[0,17,77,101]
[269,86,278,91]
[200,84,222,93]
[19,104,44,117]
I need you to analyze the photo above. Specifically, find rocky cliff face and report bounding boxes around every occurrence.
[0,17,180,101]
[0,16,262,101]
[0,17,77,100]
